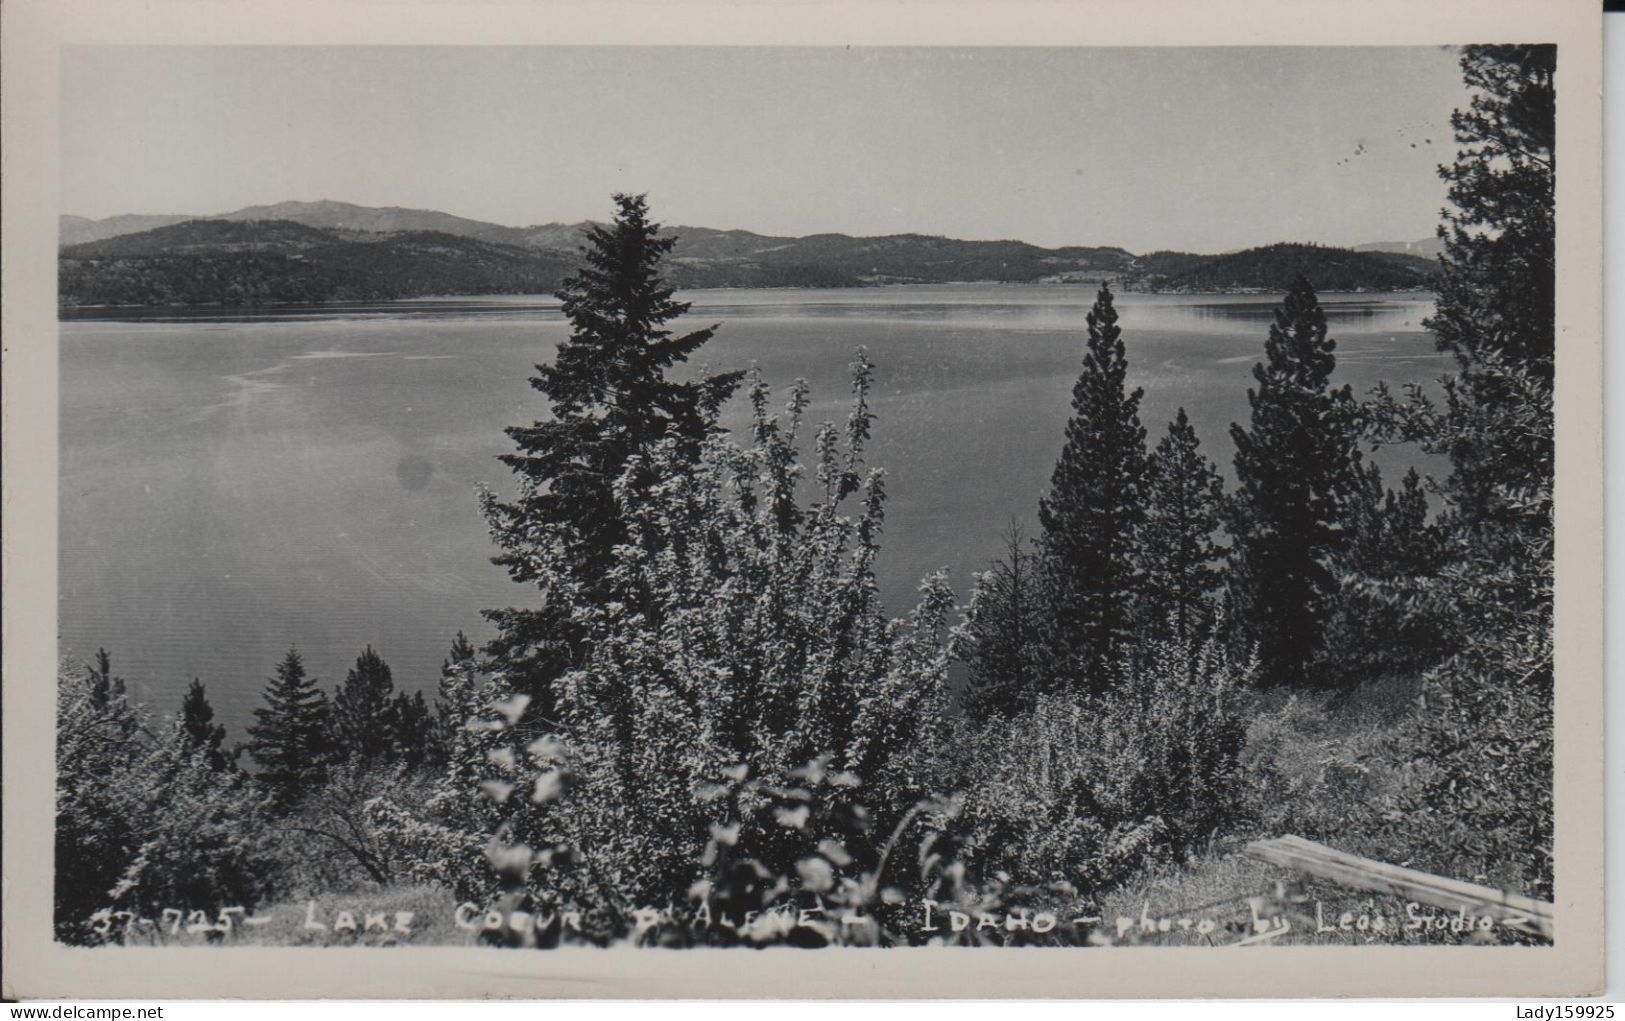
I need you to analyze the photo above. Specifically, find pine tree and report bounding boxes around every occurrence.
[959,522,1049,718]
[1417,44,1557,539]
[330,645,396,765]
[178,678,231,772]
[387,689,435,771]
[434,630,481,755]
[481,193,744,717]
[87,648,127,708]
[1137,408,1225,649]
[1361,46,1558,898]
[1036,283,1147,692]
[247,648,330,809]
[1226,278,1363,688]
[1429,45,1555,382]
[1385,467,1449,586]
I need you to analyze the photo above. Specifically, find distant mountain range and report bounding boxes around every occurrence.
[58,200,1440,307]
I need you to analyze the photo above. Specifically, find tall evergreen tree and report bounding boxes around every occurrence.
[482,193,744,718]
[330,645,396,765]
[1137,408,1226,649]
[1226,278,1363,688]
[1429,45,1555,382]
[1036,283,1147,692]
[247,648,330,808]
[178,678,231,772]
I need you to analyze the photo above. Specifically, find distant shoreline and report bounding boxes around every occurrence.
[57,283,1437,324]
[56,281,1436,309]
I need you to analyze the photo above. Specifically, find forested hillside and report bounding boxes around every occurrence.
[58,207,1435,307]
[1122,243,1437,293]
[59,220,574,306]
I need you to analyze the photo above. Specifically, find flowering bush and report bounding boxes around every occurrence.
[381,357,958,935]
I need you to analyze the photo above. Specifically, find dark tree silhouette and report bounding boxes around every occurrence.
[387,689,436,771]
[1037,283,1147,693]
[1226,278,1364,688]
[330,646,396,765]
[86,648,126,708]
[1363,46,1558,898]
[1319,466,1450,686]
[179,678,232,771]
[247,648,331,808]
[482,193,743,718]
[434,630,482,755]
[1137,408,1226,650]
[1428,45,1555,381]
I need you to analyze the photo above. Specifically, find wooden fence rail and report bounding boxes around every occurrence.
[1244,834,1554,940]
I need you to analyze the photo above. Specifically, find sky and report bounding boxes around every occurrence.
[60,46,1470,254]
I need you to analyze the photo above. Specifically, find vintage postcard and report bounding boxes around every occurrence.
[0,0,1604,999]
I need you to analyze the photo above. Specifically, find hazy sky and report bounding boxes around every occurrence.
[61,46,1469,253]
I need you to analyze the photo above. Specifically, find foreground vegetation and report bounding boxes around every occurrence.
[56,45,1553,948]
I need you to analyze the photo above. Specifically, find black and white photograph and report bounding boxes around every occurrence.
[1,0,1605,1001]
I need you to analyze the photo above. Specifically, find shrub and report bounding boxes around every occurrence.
[951,620,1252,897]
[401,358,956,932]
[56,659,277,943]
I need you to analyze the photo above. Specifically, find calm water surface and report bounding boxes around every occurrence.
[60,285,1449,734]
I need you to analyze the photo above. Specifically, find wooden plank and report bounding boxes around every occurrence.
[1244,834,1554,940]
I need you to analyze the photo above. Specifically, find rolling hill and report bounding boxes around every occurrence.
[57,202,1439,307]
[59,219,575,307]
[1120,243,1437,294]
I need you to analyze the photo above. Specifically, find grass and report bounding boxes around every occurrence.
[1092,674,1509,947]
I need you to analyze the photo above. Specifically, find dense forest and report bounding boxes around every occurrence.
[58,222,575,306]
[1120,242,1438,293]
[57,45,1552,949]
[58,211,1434,307]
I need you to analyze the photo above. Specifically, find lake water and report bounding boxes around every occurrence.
[60,285,1450,737]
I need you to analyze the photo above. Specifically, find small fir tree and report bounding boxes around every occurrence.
[86,648,127,708]
[179,678,232,772]
[1226,278,1364,688]
[957,522,1049,719]
[246,648,331,809]
[1036,283,1147,692]
[434,630,481,753]
[1137,408,1226,650]
[330,645,396,765]
[387,689,436,771]
[1319,466,1450,685]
